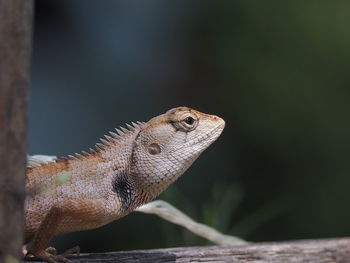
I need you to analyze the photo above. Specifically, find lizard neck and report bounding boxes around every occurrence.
[129,153,198,205]
[129,167,188,207]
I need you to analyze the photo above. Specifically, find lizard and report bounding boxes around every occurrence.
[24,106,225,263]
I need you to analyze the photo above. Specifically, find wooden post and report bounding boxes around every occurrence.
[0,0,33,261]
[23,238,350,263]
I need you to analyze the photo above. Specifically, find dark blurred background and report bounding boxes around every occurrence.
[29,0,350,252]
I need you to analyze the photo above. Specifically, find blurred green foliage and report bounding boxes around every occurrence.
[30,0,350,252]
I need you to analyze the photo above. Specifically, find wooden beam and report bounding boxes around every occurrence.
[25,238,350,263]
[0,0,33,260]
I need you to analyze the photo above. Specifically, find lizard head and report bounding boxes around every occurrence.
[131,107,225,198]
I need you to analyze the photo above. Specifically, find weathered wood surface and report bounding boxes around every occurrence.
[25,238,350,263]
[0,0,33,261]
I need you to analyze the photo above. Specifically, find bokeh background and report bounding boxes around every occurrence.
[29,0,350,252]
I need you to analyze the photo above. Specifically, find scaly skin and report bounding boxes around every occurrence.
[24,107,225,262]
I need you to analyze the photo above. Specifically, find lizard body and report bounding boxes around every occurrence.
[24,107,225,262]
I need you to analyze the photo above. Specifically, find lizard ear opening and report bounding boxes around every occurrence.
[147,143,161,155]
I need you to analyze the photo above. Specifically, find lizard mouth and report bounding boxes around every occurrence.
[170,122,225,154]
[189,123,225,146]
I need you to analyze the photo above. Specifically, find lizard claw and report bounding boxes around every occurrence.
[45,246,57,255]
[61,245,80,257]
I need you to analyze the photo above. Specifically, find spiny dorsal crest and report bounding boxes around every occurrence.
[28,121,145,165]
[71,121,145,159]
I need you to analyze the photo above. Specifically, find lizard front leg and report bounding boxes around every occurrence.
[28,199,110,263]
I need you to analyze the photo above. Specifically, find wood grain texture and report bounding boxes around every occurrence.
[25,238,350,263]
[0,0,33,260]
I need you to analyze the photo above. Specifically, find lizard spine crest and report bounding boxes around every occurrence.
[33,121,145,165]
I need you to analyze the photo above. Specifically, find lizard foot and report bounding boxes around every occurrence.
[26,246,80,263]
[45,246,57,255]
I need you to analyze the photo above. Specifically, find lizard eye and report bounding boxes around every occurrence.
[179,114,198,131]
[184,116,194,126]
[170,111,198,132]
